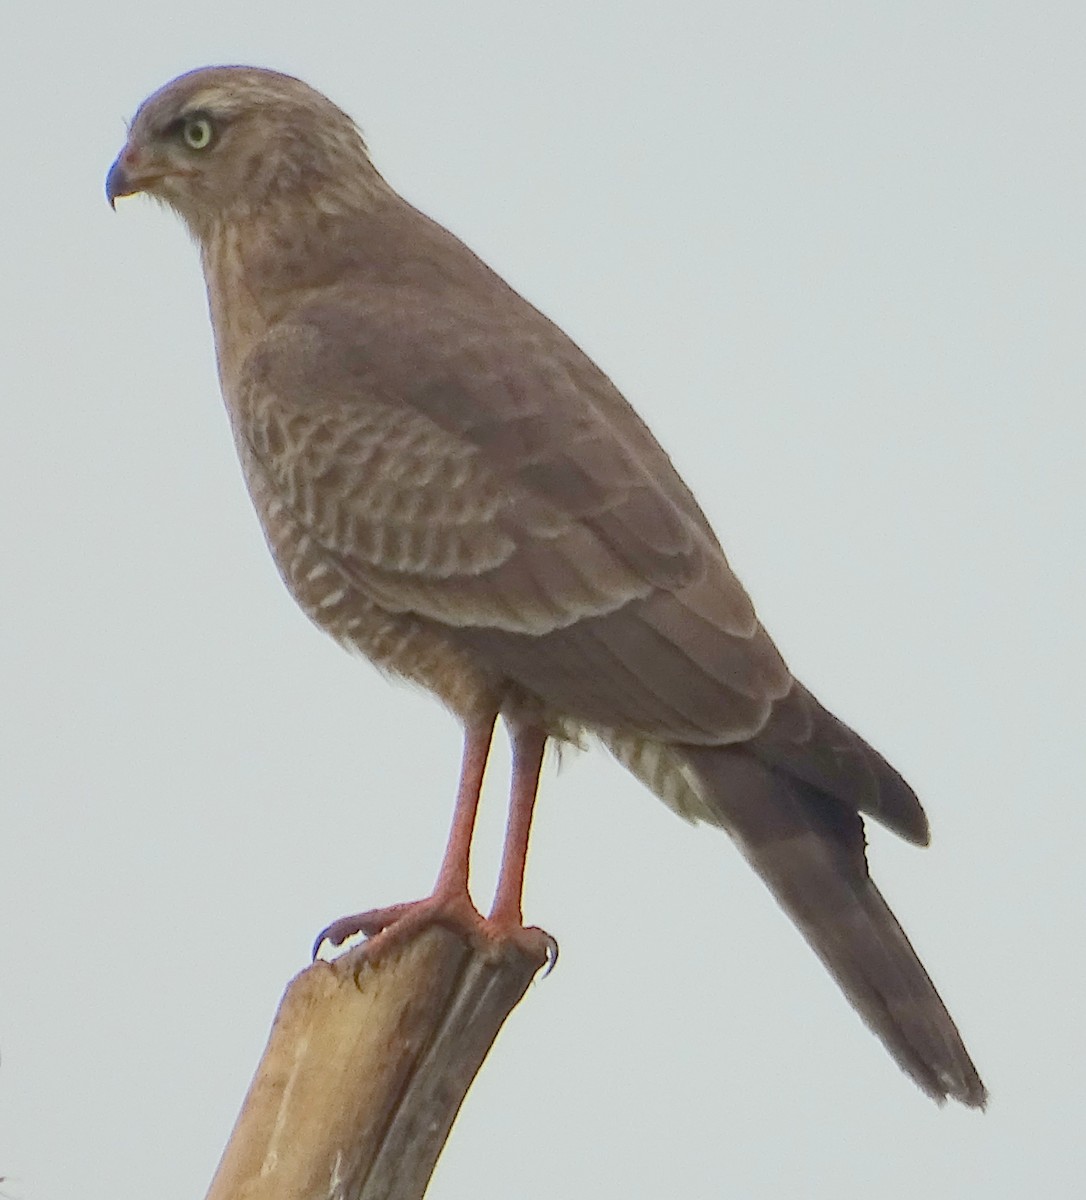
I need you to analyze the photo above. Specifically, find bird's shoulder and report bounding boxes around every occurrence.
[248,279,697,509]
[240,272,721,569]
[230,274,735,633]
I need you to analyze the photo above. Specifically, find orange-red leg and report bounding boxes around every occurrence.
[314,717,554,968]
[313,716,495,956]
[489,724,547,930]
[429,715,495,898]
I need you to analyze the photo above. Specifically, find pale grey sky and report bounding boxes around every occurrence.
[2,3,1083,1197]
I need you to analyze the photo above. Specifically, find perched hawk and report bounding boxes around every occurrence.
[107,66,985,1107]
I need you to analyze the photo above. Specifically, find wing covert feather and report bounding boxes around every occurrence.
[233,286,797,742]
[235,300,734,635]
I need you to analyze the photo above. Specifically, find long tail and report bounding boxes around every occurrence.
[673,743,986,1107]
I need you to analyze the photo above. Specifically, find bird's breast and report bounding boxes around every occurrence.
[236,437,505,724]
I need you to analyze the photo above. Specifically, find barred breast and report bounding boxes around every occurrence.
[235,437,506,726]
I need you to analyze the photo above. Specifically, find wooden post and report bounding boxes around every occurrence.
[204,926,549,1200]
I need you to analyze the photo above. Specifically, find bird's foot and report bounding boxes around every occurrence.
[313,891,557,972]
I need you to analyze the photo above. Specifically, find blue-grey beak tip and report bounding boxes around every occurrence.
[105,155,128,210]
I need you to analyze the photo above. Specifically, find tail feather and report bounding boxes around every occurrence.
[679,743,987,1107]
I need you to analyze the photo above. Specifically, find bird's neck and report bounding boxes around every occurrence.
[200,219,277,396]
[196,193,386,393]
[197,188,507,396]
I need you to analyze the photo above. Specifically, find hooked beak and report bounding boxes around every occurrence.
[106,144,166,209]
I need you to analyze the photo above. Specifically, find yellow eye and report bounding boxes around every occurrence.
[182,116,214,150]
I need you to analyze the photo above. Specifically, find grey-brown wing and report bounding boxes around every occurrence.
[746,682,930,843]
[233,288,791,742]
[234,283,926,838]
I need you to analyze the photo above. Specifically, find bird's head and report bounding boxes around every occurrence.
[106,66,379,235]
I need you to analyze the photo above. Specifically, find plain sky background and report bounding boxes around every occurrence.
[1,2,1083,1197]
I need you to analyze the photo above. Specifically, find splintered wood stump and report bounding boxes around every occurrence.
[204,926,549,1200]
